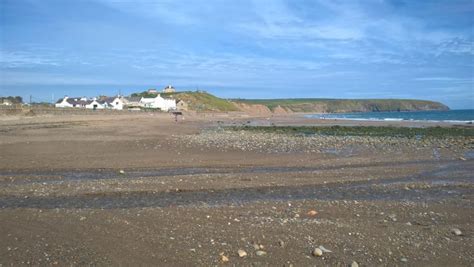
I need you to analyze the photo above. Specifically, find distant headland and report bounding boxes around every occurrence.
[2,86,450,114]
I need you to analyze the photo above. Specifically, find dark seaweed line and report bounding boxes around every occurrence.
[226,125,474,137]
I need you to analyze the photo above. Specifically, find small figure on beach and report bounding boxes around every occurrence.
[172,111,183,122]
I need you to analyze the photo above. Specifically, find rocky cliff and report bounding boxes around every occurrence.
[232,99,449,114]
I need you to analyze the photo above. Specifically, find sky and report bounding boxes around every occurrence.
[0,0,473,109]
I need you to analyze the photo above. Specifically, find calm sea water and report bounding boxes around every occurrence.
[305,109,474,123]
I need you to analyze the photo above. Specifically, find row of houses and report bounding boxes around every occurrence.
[55,85,184,111]
[55,94,178,111]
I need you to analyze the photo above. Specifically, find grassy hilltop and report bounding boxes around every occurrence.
[163,91,239,112]
[133,91,239,112]
[131,90,449,113]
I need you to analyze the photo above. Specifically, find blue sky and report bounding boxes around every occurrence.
[0,0,473,108]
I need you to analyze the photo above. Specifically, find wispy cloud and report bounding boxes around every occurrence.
[97,0,199,25]
[414,77,473,82]
[435,38,474,55]
[0,50,61,68]
[237,0,472,63]
[239,0,364,41]
[1,70,103,85]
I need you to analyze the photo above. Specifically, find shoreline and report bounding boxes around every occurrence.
[220,112,474,128]
[304,110,473,124]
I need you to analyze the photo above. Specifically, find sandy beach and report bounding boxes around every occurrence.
[0,112,473,266]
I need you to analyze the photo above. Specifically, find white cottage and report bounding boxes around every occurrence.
[98,96,124,110]
[140,94,176,111]
[109,97,124,110]
[85,99,105,110]
[55,96,89,108]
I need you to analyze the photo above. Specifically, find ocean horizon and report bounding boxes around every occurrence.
[305,109,474,123]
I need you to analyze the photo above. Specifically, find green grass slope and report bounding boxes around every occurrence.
[151,91,239,112]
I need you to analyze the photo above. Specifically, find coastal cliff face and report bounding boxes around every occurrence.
[144,91,449,113]
[232,99,449,114]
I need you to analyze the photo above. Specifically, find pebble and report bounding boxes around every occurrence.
[312,248,323,257]
[237,249,247,258]
[351,261,359,267]
[278,240,285,247]
[319,246,332,253]
[307,210,318,217]
[181,129,468,155]
[388,214,397,222]
[451,228,462,236]
[256,250,267,256]
[119,170,125,174]
[401,257,408,262]
[220,254,229,263]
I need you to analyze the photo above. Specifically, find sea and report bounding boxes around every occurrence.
[305,109,474,124]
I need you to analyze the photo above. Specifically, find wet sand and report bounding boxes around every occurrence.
[0,113,473,266]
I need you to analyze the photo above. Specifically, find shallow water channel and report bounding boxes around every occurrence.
[0,160,472,209]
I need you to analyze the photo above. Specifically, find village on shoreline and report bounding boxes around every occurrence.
[54,85,186,112]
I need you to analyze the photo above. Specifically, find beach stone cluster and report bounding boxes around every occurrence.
[177,128,473,155]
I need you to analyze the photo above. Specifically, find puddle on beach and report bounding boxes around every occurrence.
[323,147,357,157]
[464,150,474,159]
[0,161,472,209]
[0,178,470,210]
[0,160,457,185]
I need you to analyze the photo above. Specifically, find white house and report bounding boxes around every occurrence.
[85,99,105,110]
[109,96,124,110]
[140,94,176,111]
[98,96,124,110]
[55,96,89,108]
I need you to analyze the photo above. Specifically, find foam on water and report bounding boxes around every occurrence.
[306,109,474,123]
